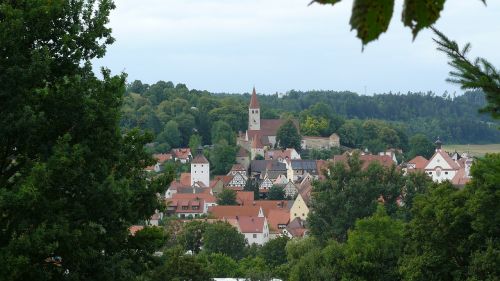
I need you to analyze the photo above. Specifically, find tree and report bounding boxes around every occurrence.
[308,153,427,242]
[267,185,286,200]
[156,120,181,148]
[244,178,260,200]
[188,133,202,152]
[400,154,500,281]
[301,116,329,136]
[203,222,246,260]
[211,120,235,145]
[408,133,435,159]
[433,28,500,119]
[217,189,238,205]
[276,119,301,151]
[148,248,210,281]
[178,221,207,254]
[0,1,165,280]
[197,253,240,278]
[210,140,237,175]
[259,236,289,268]
[342,205,404,281]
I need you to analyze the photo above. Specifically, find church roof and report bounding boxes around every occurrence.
[249,87,260,109]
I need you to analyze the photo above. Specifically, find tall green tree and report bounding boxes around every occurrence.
[216,189,238,206]
[0,1,164,280]
[400,154,500,281]
[210,140,237,175]
[203,222,246,260]
[156,120,181,148]
[178,221,207,254]
[211,120,235,145]
[276,119,301,151]
[407,133,435,159]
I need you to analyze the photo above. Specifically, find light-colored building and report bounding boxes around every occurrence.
[191,148,210,187]
[290,194,309,221]
[238,216,270,245]
[301,133,340,150]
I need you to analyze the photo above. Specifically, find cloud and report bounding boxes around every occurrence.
[94,0,500,95]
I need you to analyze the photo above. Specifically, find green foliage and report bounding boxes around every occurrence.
[244,178,260,200]
[188,134,202,152]
[178,221,207,254]
[197,252,240,278]
[433,28,500,119]
[408,133,435,159]
[300,115,329,136]
[350,0,395,45]
[156,120,181,148]
[267,185,286,200]
[202,222,246,260]
[308,152,427,242]
[276,119,301,151]
[259,236,289,268]
[148,248,210,281]
[209,140,237,175]
[312,0,465,45]
[211,120,235,145]
[401,154,500,281]
[216,189,238,206]
[0,1,166,280]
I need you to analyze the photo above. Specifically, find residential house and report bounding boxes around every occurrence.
[228,164,248,177]
[237,216,270,245]
[267,209,290,239]
[166,193,217,218]
[145,153,172,172]
[286,160,319,182]
[289,194,309,221]
[405,156,429,174]
[265,148,301,161]
[209,205,264,219]
[283,217,308,238]
[171,148,192,163]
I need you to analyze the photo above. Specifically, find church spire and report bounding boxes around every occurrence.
[249,86,260,109]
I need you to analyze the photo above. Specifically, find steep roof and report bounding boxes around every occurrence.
[209,205,262,219]
[251,160,286,173]
[192,153,209,164]
[129,225,144,236]
[291,160,318,171]
[332,154,395,170]
[249,87,260,109]
[180,173,191,186]
[236,191,254,205]
[408,156,429,170]
[252,200,289,216]
[230,163,246,171]
[171,148,191,159]
[286,217,307,237]
[265,148,298,160]
[237,216,265,233]
[267,209,290,233]
[425,150,460,170]
[153,153,172,163]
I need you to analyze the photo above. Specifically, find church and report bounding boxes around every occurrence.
[237,87,289,159]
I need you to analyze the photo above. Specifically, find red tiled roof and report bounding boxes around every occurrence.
[252,200,289,216]
[237,216,265,233]
[249,87,260,109]
[153,153,172,163]
[209,205,261,219]
[265,149,295,160]
[129,225,144,236]
[214,175,234,186]
[172,148,191,160]
[172,193,216,203]
[267,209,290,233]
[451,168,470,186]
[167,198,205,213]
[408,156,428,170]
[192,154,209,164]
[332,154,394,170]
[230,164,246,171]
[236,191,254,205]
[180,173,191,186]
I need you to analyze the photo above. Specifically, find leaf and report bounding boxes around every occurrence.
[349,0,395,46]
[402,0,447,38]
[311,0,342,5]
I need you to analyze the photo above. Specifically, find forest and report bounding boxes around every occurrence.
[122,80,500,156]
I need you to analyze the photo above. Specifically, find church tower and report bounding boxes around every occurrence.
[248,87,261,130]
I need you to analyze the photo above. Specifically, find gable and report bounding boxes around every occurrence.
[425,151,459,170]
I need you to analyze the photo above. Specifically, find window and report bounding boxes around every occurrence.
[194,165,196,167]
[192,206,199,210]
[445,172,448,175]
[253,234,257,238]
[182,206,188,210]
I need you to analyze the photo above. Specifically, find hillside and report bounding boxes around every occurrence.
[121,80,500,150]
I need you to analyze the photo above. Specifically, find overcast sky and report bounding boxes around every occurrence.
[93,0,500,95]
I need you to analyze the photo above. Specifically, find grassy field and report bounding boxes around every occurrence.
[442,144,500,157]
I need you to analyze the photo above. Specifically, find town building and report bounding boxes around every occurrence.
[191,147,210,187]
[301,133,340,150]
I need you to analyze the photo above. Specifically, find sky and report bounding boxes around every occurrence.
[93,0,500,95]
